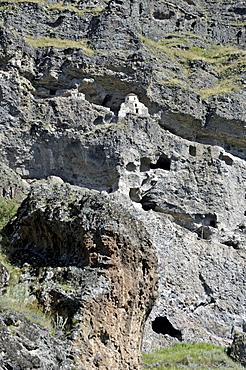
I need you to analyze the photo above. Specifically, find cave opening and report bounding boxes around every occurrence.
[189,145,196,156]
[153,10,175,20]
[209,220,216,228]
[102,94,112,107]
[139,194,156,211]
[50,89,56,96]
[152,316,182,341]
[140,157,151,172]
[219,153,233,166]
[150,154,171,171]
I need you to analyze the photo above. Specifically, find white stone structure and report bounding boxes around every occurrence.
[118,93,149,118]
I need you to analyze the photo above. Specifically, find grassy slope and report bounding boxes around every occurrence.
[143,343,244,370]
[141,35,246,99]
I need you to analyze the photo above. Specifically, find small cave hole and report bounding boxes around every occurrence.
[195,214,217,228]
[140,157,151,172]
[140,196,156,211]
[237,30,242,44]
[219,153,233,166]
[222,240,240,249]
[152,317,182,341]
[209,220,216,228]
[50,89,56,96]
[129,188,141,202]
[126,162,137,172]
[150,154,171,171]
[93,116,103,125]
[189,145,196,156]
[153,10,174,20]
[191,21,196,29]
[102,94,112,107]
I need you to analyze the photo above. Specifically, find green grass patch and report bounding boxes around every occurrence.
[0,197,19,231]
[25,36,94,55]
[0,283,54,331]
[199,77,242,100]
[143,342,244,369]
[141,35,246,99]
[48,3,105,15]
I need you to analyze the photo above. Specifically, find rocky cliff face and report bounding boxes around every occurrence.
[0,0,246,368]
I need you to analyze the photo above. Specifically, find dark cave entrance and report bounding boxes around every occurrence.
[50,89,56,96]
[152,316,182,341]
[102,94,112,107]
[150,154,171,171]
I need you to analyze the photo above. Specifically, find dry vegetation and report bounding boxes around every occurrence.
[25,36,94,55]
[141,34,246,99]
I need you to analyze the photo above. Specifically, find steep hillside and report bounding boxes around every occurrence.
[0,0,246,368]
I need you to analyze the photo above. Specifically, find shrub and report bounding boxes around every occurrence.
[0,197,19,231]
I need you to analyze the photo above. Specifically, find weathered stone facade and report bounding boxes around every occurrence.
[118,93,149,118]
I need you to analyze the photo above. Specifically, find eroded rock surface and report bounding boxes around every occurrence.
[2,183,158,370]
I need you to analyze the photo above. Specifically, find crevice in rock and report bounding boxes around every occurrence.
[199,273,214,297]
[222,240,240,249]
[195,214,217,228]
[102,94,112,108]
[152,316,182,341]
[48,16,66,28]
[140,195,156,211]
[49,89,56,96]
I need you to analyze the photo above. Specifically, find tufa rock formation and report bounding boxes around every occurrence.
[1,183,158,369]
[0,0,246,368]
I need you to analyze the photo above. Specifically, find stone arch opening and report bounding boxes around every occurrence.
[152,316,182,340]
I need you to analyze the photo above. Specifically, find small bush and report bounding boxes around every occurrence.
[0,197,19,231]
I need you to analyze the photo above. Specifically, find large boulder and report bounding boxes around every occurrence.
[2,182,158,370]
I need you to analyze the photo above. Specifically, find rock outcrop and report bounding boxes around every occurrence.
[228,333,246,367]
[1,183,158,370]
